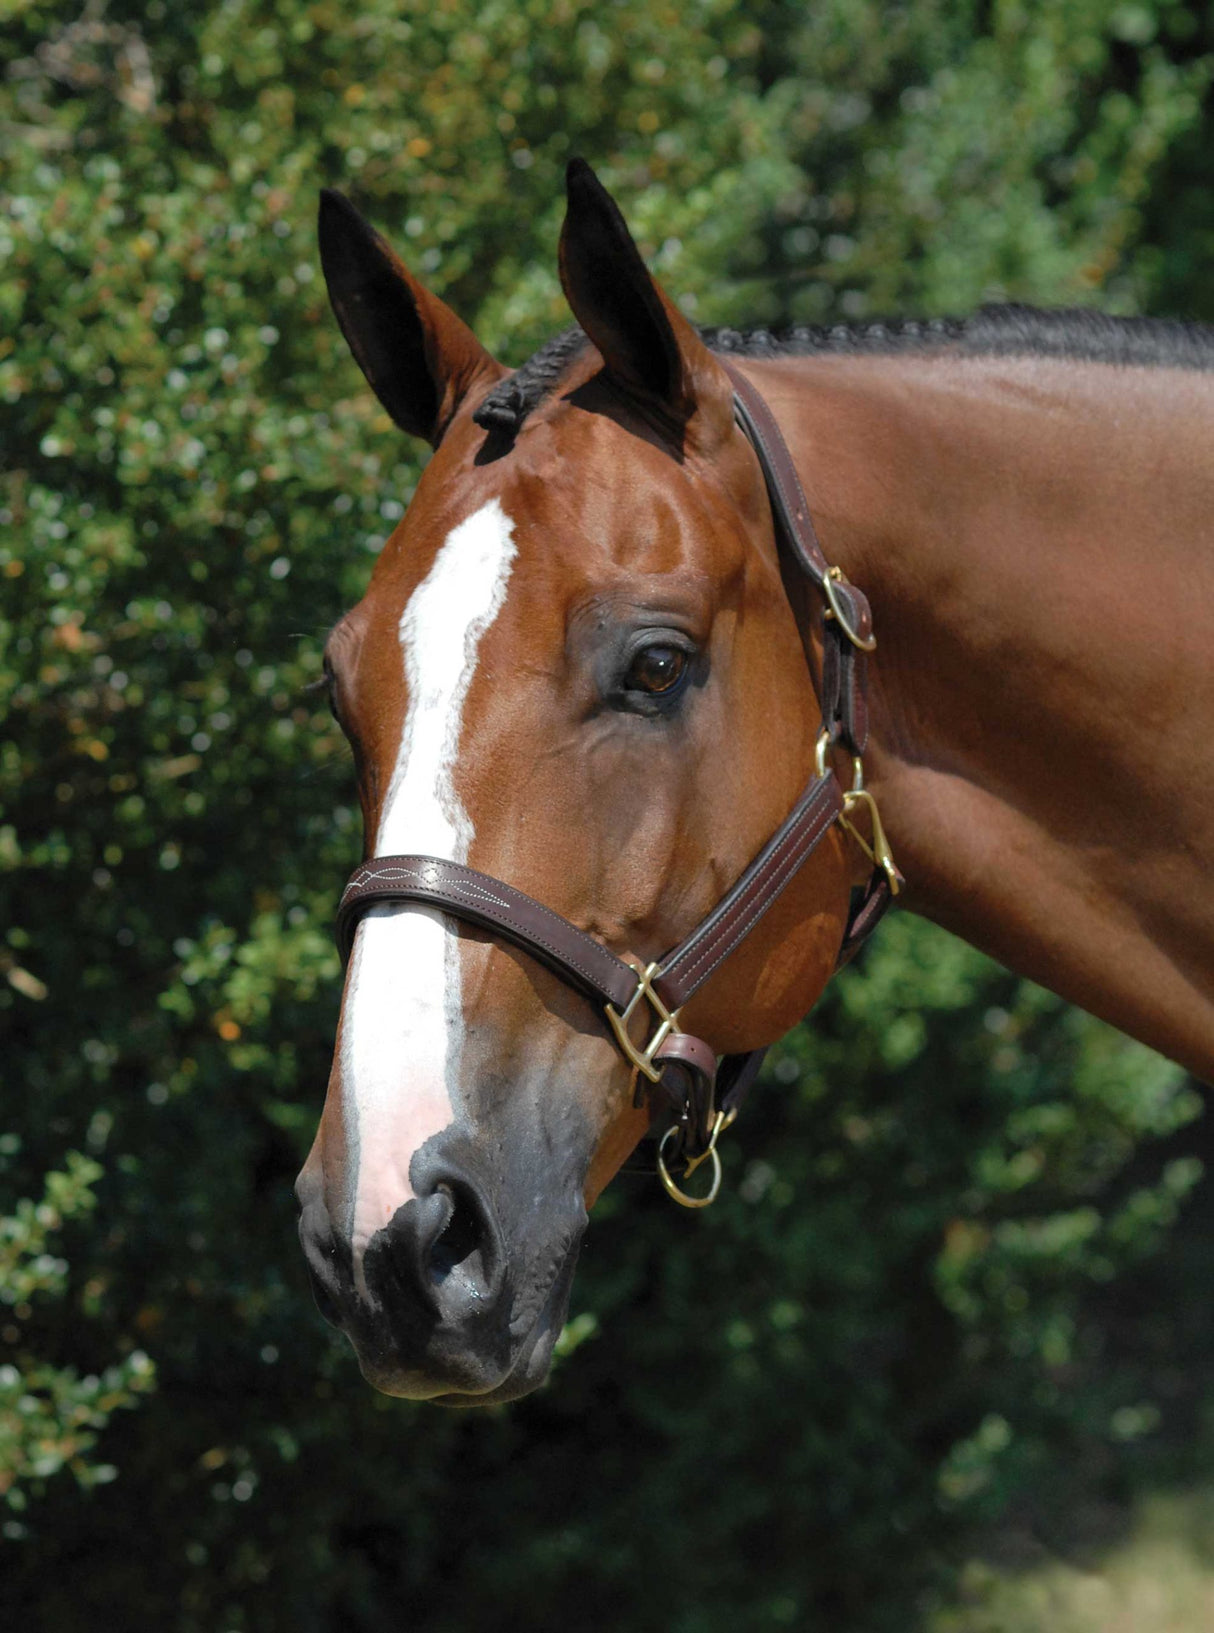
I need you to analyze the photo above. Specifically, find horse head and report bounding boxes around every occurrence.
[295,162,868,1403]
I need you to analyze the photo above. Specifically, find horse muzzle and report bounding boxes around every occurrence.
[295,1133,587,1403]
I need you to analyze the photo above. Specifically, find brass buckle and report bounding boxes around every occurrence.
[823,566,877,653]
[820,732,901,894]
[656,1108,736,1210]
[841,758,901,895]
[604,961,681,1085]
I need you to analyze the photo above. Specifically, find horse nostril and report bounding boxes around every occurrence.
[426,1182,499,1302]
[429,1185,480,1278]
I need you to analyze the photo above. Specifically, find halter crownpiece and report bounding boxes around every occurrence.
[335,368,902,1208]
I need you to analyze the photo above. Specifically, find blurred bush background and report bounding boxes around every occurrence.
[4,1,1214,1627]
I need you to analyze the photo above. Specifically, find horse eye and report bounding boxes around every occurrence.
[623,643,688,696]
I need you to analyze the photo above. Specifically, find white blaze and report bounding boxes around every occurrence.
[342,499,517,1266]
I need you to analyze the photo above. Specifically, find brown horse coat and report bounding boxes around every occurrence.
[298,163,1214,1403]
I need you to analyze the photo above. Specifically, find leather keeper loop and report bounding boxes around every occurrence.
[653,1033,718,1164]
[822,619,870,757]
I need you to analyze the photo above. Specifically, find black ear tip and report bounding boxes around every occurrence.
[318,189,385,271]
[319,186,356,224]
[564,157,601,198]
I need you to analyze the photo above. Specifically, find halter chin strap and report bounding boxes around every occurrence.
[334,367,902,1206]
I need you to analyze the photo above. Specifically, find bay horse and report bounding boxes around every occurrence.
[296,159,1214,1404]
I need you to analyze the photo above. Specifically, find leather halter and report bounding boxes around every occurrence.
[334,362,901,1205]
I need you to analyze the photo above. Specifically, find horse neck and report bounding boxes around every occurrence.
[736,348,1214,1080]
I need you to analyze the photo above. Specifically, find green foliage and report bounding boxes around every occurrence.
[745,0,1213,321]
[0,1149,154,1512]
[3,1,1214,1627]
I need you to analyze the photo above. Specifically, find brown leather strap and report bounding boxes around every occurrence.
[652,771,842,1009]
[720,358,832,587]
[338,770,843,1017]
[822,619,870,756]
[722,357,872,757]
[716,1046,767,1116]
[836,868,897,968]
[336,855,639,1011]
[335,771,849,1174]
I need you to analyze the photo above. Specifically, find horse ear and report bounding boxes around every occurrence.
[558,159,733,442]
[318,189,505,446]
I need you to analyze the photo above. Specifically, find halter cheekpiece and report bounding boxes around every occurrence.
[334,362,902,1208]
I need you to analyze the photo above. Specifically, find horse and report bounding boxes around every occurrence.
[295,158,1214,1405]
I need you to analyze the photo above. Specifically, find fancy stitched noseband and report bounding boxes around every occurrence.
[334,363,902,1208]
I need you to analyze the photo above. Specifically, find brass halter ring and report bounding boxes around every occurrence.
[823,566,878,651]
[656,1109,734,1209]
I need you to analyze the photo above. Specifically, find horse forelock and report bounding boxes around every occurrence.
[472,328,591,434]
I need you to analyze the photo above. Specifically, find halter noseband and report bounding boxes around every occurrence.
[334,363,901,1207]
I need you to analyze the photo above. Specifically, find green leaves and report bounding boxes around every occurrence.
[0,1153,155,1519]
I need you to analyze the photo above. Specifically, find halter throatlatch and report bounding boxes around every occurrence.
[334,365,901,1209]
